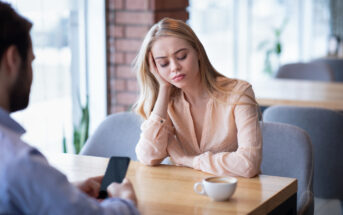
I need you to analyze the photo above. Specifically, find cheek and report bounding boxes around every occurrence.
[188,56,199,72]
[27,63,33,85]
[159,68,171,80]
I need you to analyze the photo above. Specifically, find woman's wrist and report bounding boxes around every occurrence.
[159,84,171,93]
[158,85,172,101]
[153,85,171,118]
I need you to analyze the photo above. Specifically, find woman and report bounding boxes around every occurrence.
[133,18,262,178]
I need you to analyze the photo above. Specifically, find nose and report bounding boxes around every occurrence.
[170,59,181,72]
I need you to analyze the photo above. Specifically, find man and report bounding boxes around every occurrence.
[0,2,139,214]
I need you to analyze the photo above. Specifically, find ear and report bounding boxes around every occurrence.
[1,45,21,84]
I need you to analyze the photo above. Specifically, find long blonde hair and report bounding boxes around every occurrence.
[133,18,257,119]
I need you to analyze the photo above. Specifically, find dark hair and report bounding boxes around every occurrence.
[0,2,32,62]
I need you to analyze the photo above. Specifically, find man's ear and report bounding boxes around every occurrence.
[1,45,21,84]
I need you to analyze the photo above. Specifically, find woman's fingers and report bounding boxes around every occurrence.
[149,52,157,75]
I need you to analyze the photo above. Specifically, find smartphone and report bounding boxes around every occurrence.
[98,156,131,199]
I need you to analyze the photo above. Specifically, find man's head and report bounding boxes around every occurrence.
[0,2,34,112]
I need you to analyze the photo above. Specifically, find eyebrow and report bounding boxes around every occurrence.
[154,48,188,60]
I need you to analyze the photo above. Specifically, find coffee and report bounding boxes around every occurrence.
[206,178,230,183]
[194,176,237,201]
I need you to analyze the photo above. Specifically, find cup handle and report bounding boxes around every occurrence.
[194,182,206,195]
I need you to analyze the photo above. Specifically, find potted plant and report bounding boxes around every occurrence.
[258,19,288,76]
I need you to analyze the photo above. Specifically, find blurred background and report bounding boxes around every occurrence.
[3,1,342,213]
[4,0,341,153]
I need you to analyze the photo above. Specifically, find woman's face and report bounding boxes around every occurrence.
[150,36,200,89]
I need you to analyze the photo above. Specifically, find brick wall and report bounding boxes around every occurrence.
[106,0,189,113]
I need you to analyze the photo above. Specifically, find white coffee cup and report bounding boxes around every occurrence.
[193,176,237,201]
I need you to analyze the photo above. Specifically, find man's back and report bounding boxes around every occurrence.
[0,121,32,214]
[0,2,138,214]
[0,109,138,215]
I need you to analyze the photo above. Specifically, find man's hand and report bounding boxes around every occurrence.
[73,176,103,198]
[107,178,138,206]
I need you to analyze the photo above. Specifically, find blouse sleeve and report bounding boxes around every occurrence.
[135,112,175,165]
[192,85,262,178]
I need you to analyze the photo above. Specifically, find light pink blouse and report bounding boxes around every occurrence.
[135,79,262,178]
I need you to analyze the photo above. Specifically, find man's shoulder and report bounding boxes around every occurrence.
[0,126,47,186]
[0,134,47,211]
[1,145,46,180]
[0,124,38,165]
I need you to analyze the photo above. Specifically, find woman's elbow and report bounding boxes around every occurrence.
[241,160,261,178]
[140,158,161,166]
[135,141,166,166]
[240,150,262,178]
[136,153,162,166]
[242,167,260,178]
[233,156,260,178]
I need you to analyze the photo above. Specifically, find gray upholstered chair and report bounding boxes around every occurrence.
[263,106,343,214]
[312,58,343,82]
[261,122,314,215]
[275,62,334,82]
[80,112,142,160]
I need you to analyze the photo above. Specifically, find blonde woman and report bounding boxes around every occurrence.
[133,18,262,178]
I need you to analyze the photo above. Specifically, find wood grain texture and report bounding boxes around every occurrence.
[46,153,297,215]
[251,79,343,110]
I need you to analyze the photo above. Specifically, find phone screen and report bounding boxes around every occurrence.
[98,156,130,199]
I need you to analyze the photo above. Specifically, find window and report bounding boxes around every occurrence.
[6,0,106,153]
[188,0,330,81]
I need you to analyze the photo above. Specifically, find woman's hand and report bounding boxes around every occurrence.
[168,141,195,168]
[149,52,171,88]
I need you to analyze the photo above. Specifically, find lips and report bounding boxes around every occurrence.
[172,74,185,82]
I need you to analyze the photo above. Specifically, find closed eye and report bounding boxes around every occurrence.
[177,54,187,60]
[160,62,169,67]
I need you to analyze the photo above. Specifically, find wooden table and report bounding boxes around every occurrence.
[46,153,297,215]
[251,79,343,111]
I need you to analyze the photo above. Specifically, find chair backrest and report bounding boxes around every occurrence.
[263,106,343,201]
[312,58,343,82]
[276,62,334,81]
[261,121,314,215]
[80,112,143,160]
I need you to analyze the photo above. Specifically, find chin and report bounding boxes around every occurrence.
[172,83,184,89]
[9,90,30,112]
[10,100,29,112]
[172,80,188,89]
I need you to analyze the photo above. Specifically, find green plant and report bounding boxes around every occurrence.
[63,95,89,154]
[258,19,288,76]
[73,95,90,153]
[63,130,67,153]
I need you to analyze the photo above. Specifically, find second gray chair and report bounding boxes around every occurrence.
[261,121,314,215]
[263,106,343,214]
[312,58,343,82]
[276,62,334,82]
[80,112,142,160]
